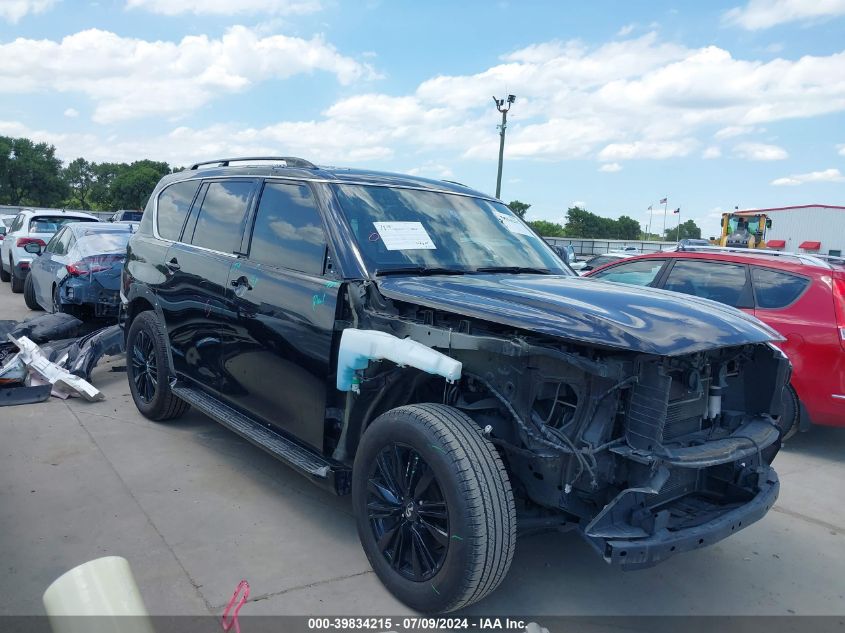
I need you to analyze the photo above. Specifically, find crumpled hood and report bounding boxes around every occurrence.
[375,274,782,356]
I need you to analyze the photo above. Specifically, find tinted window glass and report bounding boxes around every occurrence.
[46,227,67,255]
[157,181,200,241]
[752,267,809,309]
[249,182,326,274]
[592,259,666,286]
[190,181,253,254]
[29,216,95,233]
[663,260,748,307]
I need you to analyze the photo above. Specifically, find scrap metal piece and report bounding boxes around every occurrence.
[0,352,26,385]
[8,335,104,402]
[4,313,83,344]
[0,384,52,406]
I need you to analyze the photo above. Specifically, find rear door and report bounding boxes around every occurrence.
[158,178,258,391]
[221,180,339,451]
[659,259,753,312]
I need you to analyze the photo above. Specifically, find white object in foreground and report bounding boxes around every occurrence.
[42,556,154,633]
[8,334,104,401]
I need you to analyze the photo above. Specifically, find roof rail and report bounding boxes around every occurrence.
[677,245,832,267]
[189,156,317,170]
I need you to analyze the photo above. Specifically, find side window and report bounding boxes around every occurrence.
[11,215,24,232]
[189,181,254,254]
[157,181,200,241]
[45,228,66,254]
[663,260,750,308]
[752,267,810,309]
[248,182,326,275]
[592,259,666,286]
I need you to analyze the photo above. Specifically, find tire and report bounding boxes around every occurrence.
[23,273,43,311]
[0,258,9,282]
[352,403,516,613]
[10,261,24,293]
[126,310,189,421]
[777,384,800,441]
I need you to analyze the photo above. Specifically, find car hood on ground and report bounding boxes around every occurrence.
[375,274,781,356]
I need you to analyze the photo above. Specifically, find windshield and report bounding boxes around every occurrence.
[30,216,97,233]
[332,184,569,275]
[75,230,131,255]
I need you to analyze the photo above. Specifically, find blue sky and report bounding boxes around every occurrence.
[1,0,844,236]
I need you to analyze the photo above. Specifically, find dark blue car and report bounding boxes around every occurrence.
[23,222,134,318]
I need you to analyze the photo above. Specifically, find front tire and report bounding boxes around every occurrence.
[352,404,516,613]
[126,311,189,421]
[23,273,43,310]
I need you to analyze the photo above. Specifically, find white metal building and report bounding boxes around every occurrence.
[736,204,845,256]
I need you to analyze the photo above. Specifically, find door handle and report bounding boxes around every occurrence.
[165,258,180,272]
[230,275,253,291]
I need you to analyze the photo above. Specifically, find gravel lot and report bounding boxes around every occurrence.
[1,278,843,617]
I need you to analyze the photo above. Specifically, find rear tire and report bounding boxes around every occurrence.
[0,259,9,282]
[126,310,189,421]
[352,403,516,613]
[23,273,43,311]
[10,259,24,293]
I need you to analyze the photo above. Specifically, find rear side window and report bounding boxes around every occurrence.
[752,267,810,309]
[248,182,326,275]
[157,181,200,241]
[663,260,750,308]
[189,181,254,254]
[592,259,666,286]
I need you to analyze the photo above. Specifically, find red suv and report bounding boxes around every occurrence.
[586,248,845,434]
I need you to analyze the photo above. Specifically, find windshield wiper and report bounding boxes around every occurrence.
[473,266,552,275]
[374,266,468,277]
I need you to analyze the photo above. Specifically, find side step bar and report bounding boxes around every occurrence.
[172,386,351,495]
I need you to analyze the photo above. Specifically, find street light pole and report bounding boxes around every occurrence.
[493,94,515,199]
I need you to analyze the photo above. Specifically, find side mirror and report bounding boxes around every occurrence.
[24,242,43,255]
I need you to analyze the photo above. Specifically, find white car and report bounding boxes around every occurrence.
[0,208,99,293]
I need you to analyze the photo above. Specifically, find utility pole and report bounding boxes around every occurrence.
[493,94,515,199]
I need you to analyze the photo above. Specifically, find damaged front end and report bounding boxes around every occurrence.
[333,279,789,570]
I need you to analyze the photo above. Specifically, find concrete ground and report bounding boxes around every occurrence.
[0,278,843,618]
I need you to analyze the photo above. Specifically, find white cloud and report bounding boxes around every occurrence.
[838,143,845,156]
[126,0,321,16]
[598,139,697,160]
[733,142,788,160]
[406,162,455,179]
[715,125,758,139]
[598,162,622,172]
[0,0,57,23]
[63,108,79,118]
[571,200,587,209]
[703,146,722,159]
[617,23,636,36]
[0,26,378,123]
[724,0,845,30]
[771,168,844,185]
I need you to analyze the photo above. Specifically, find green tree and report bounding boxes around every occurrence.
[109,160,171,209]
[89,162,124,209]
[507,200,531,219]
[665,219,702,241]
[616,215,642,240]
[63,157,95,209]
[0,137,67,206]
[527,220,566,237]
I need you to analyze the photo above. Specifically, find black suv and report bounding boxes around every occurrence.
[122,157,789,613]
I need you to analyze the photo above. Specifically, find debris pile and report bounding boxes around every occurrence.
[0,313,125,406]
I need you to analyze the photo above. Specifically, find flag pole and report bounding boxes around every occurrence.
[675,208,681,241]
[662,197,668,238]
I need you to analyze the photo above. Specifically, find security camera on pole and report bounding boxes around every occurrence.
[493,94,516,199]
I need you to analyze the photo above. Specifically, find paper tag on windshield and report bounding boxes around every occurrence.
[493,211,533,236]
[372,222,436,250]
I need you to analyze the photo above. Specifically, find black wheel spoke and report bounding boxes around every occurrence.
[131,330,158,404]
[366,442,450,582]
[419,518,449,547]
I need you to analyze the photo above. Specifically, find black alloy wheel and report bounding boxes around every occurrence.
[131,329,158,403]
[367,443,449,582]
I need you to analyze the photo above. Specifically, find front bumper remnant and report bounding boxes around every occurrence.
[588,466,779,570]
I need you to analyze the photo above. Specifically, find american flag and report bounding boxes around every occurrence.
[673,208,680,214]
[659,197,668,204]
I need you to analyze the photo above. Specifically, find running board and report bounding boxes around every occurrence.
[172,386,351,495]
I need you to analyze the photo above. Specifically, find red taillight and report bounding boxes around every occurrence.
[66,255,122,277]
[832,274,845,351]
[16,237,46,248]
